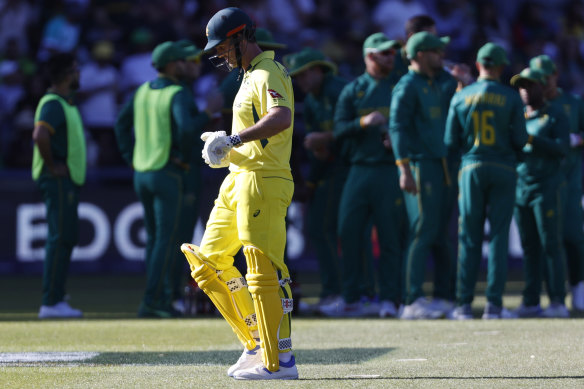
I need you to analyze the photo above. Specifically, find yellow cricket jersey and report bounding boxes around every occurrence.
[230,51,294,173]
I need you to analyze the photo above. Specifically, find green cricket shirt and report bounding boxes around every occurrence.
[389,69,450,163]
[333,71,399,165]
[445,78,528,163]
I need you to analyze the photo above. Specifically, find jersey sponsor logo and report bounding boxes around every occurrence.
[268,89,284,99]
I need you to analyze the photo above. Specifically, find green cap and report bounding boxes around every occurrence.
[175,39,202,61]
[255,28,286,49]
[406,31,450,59]
[510,67,547,87]
[476,42,509,66]
[283,47,337,77]
[529,55,557,76]
[205,7,254,51]
[363,32,400,57]
[151,41,186,69]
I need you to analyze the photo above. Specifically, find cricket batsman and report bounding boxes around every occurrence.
[179,7,298,380]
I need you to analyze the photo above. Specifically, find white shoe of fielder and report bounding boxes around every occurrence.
[542,303,570,318]
[38,301,83,319]
[233,355,298,380]
[571,281,584,311]
[400,297,443,320]
[379,300,398,318]
[227,345,262,377]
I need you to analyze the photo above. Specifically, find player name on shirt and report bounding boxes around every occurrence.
[464,93,507,107]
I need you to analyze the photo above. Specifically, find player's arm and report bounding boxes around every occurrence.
[528,108,569,157]
[238,106,291,142]
[238,70,292,142]
[389,80,417,194]
[33,123,68,176]
[114,96,135,166]
[510,93,529,151]
[33,100,68,176]
[572,95,584,147]
[389,79,414,165]
[171,89,196,165]
[444,94,462,152]
[333,83,364,140]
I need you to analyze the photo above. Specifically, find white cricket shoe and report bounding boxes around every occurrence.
[172,299,186,315]
[400,297,443,320]
[38,301,83,319]
[227,345,262,377]
[379,300,398,318]
[319,298,366,317]
[451,304,473,320]
[571,281,584,311]
[428,298,455,318]
[361,297,381,316]
[233,355,298,380]
[542,303,570,318]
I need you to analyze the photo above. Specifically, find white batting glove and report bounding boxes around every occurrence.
[201,131,230,168]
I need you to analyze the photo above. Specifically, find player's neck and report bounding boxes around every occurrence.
[242,43,262,71]
[49,83,72,98]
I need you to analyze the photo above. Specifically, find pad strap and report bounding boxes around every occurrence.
[245,313,257,327]
[181,243,257,351]
[226,277,247,292]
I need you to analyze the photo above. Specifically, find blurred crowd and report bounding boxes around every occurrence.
[2,0,584,168]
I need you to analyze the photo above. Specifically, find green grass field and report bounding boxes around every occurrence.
[1,275,583,388]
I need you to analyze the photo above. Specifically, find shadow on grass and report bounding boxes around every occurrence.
[306,375,584,381]
[78,348,394,366]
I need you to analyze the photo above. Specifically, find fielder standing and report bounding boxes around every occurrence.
[115,42,195,318]
[180,7,298,380]
[33,53,85,319]
[445,43,528,319]
[172,40,223,313]
[510,68,570,318]
[530,55,584,311]
[283,47,347,310]
[323,32,406,317]
[389,32,456,319]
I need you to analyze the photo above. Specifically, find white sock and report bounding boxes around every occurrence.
[279,351,292,363]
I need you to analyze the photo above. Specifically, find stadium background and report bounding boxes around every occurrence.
[1,0,583,276]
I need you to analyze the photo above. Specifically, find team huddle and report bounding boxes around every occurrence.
[31,6,584,382]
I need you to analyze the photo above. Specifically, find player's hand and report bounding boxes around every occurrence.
[201,131,230,168]
[361,111,386,128]
[398,166,417,195]
[304,132,331,150]
[304,132,332,160]
[570,133,583,147]
[381,133,392,150]
[449,63,473,88]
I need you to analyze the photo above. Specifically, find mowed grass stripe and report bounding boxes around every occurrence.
[0,318,583,388]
